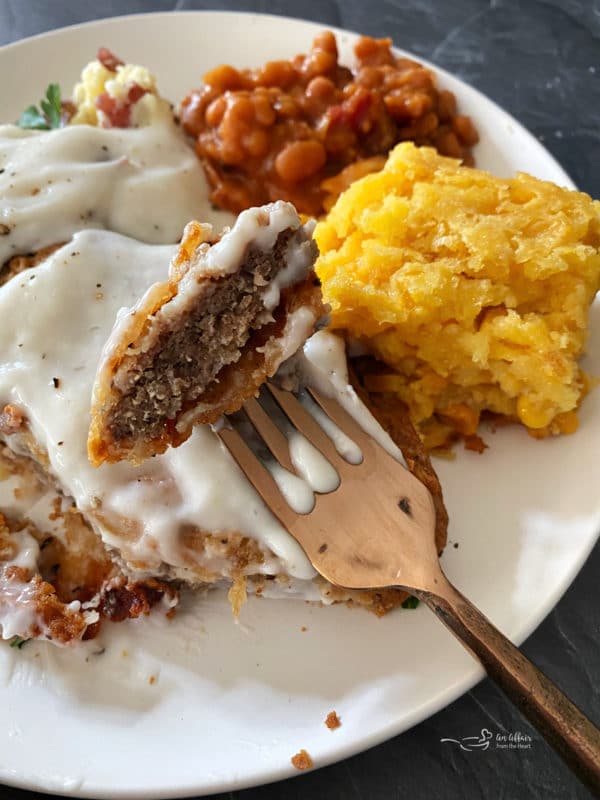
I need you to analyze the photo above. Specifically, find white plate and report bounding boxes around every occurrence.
[1,11,598,799]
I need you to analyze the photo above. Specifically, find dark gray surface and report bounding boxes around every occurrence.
[0,1,598,798]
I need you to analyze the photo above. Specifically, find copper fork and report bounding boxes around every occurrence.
[217,383,600,794]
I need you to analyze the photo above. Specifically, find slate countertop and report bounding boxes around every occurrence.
[0,2,598,799]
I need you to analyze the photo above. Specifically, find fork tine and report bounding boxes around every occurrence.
[266,383,344,467]
[306,386,378,453]
[217,425,295,529]
[243,396,295,473]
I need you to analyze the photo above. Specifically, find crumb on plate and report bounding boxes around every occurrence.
[291,749,314,770]
[325,711,341,730]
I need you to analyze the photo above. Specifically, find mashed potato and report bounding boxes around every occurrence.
[71,55,171,127]
[315,142,600,445]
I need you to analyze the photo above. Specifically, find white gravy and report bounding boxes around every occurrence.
[0,231,315,580]
[0,120,232,265]
[0,120,408,596]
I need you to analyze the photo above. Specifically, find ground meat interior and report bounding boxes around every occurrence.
[107,230,294,442]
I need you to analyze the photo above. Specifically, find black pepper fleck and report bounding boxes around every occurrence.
[52,377,60,388]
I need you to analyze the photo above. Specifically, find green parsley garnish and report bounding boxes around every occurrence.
[401,596,420,609]
[9,635,29,649]
[17,83,62,130]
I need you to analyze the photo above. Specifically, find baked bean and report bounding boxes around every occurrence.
[354,36,394,67]
[306,76,336,104]
[416,111,439,138]
[275,140,327,183]
[252,92,276,126]
[384,90,432,121]
[254,60,297,88]
[437,89,457,122]
[180,31,479,216]
[205,97,227,126]
[203,64,245,92]
[244,129,271,158]
[179,93,205,131]
[274,94,299,118]
[434,128,462,158]
[452,115,480,146]
[356,66,381,89]
[312,30,338,55]
[227,95,255,123]
[219,136,246,165]
[301,49,338,79]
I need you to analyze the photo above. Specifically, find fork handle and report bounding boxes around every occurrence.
[416,572,600,795]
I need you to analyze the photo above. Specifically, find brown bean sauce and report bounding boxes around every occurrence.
[180,32,479,217]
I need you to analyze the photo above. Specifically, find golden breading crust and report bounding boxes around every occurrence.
[0,445,177,644]
[0,244,64,288]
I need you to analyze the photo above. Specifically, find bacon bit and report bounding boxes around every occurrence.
[291,749,313,770]
[127,83,148,104]
[328,87,373,132]
[99,577,177,623]
[96,82,149,128]
[96,93,128,128]
[325,711,341,730]
[97,47,124,72]
[464,434,488,454]
[0,404,25,436]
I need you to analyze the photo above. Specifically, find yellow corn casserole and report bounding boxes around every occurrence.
[315,142,600,447]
